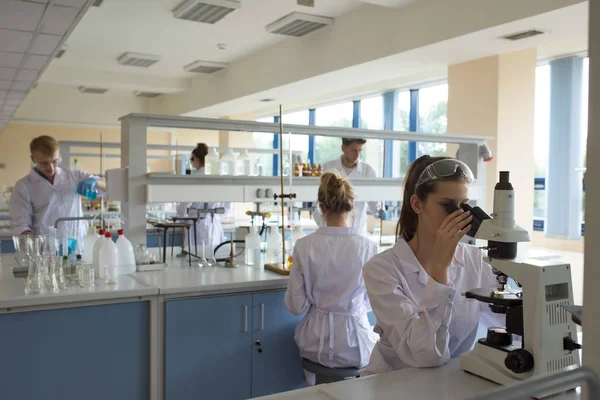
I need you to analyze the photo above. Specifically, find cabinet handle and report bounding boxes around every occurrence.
[260,303,265,331]
[255,340,263,353]
[243,305,248,333]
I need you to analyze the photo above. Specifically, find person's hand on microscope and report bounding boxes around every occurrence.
[430,209,472,285]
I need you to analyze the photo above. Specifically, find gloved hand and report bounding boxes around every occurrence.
[76,178,98,199]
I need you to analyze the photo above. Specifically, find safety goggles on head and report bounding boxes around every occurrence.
[415,159,475,190]
[32,155,61,169]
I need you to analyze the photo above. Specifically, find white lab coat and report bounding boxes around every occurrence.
[313,157,378,234]
[10,167,92,244]
[285,227,379,371]
[361,238,503,375]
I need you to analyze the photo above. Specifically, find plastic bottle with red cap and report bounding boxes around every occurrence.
[116,229,136,274]
[92,228,106,275]
[99,231,119,283]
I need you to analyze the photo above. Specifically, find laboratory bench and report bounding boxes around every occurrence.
[253,358,581,400]
[0,252,305,400]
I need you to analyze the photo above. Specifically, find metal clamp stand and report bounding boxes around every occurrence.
[183,206,225,262]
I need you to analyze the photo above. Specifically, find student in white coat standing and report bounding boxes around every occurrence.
[362,155,503,375]
[285,172,378,385]
[176,143,230,253]
[11,135,105,246]
[313,138,378,235]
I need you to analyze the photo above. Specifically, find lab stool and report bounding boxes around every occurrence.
[154,222,192,266]
[301,358,360,385]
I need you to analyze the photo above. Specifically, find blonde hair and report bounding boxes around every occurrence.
[30,135,59,155]
[318,172,354,214]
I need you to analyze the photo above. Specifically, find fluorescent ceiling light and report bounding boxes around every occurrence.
[173,0,240,24]
[184,60,228,74]
[78,86,107,94]
[266,12,333,37]
[501,29,545,41]
[117,52,161,68]
[133,91,162,98]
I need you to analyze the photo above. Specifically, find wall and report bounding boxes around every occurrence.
[0,124,174,188]
[13,83,148,127]
[447,49,536,237]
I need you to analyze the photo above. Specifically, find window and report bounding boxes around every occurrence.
[533,64,550,222]
[254,117,275,176]
[393,91,411,177]
[580,58,589,224]
[417,84,448,157]
[281,111,309,170]
[360,96,384,177]
[314,102,353,165]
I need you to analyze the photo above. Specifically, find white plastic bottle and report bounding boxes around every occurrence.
[116,229,136,274]
[99,232,119,282]
[291,225,305,250]
[73,159,81,170]
[245,226,261,266]
[266,225,282,264]
[236,149,252,176]
[220,149,236,176]
[205,148,220,176]
[82,225,99,265]
[92,229,106,276]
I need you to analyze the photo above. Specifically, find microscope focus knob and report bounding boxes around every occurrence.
[504,349,534,374]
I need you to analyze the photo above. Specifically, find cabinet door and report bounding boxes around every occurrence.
[165,294,253,400]
[251,290,306,398]
[0,301,149,400]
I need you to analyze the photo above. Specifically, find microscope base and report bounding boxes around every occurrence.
[460,342,563,399]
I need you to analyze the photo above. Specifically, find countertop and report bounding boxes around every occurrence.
[255,359,580,400]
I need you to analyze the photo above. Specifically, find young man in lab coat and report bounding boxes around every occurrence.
[10,135,106,247]
[313,138,378,234]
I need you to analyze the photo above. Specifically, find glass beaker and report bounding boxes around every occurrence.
[47,227,59,256]
[25,259,45,294]
[44,256,60,294]
[33,235,46,259]
[135,244,149,265]
[13,235,33,267]
[80,265,95,288]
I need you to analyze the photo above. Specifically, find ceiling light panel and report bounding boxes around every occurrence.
[173,0,240,24]
[78,86,107,94]
[117,52,161,68]
[502,29,545,41]
[184,60,228,74]
[266,12,333,37]
[133,91,162,98]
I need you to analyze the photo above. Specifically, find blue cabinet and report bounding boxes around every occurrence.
[165,294,253,400]
[0,301,150,400]
[251,291,306,398]
[164,290,304,400]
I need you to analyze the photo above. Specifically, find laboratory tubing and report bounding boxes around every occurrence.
[116,229,136,274]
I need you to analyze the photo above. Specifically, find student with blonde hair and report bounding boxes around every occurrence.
[285,172,378,385]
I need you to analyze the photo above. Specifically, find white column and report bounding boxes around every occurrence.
[583,0,600,389]
[121,116,148,246]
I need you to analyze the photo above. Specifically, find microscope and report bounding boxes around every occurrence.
[459,171,581,398]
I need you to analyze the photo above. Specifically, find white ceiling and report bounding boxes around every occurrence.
[51,0,364,80]
[0,0,91,131]
[192,2,589,118]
